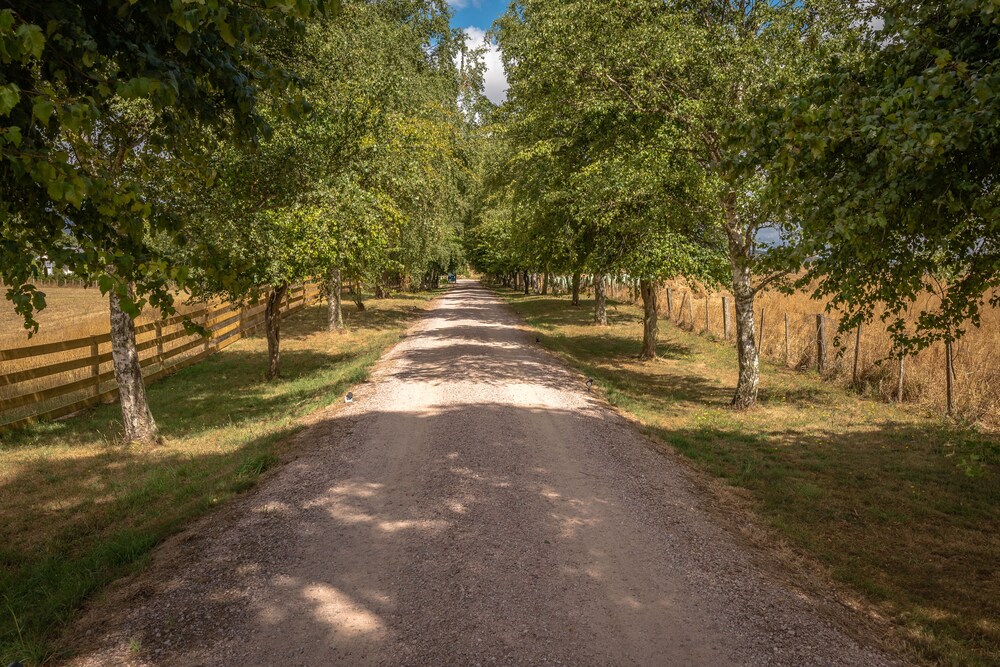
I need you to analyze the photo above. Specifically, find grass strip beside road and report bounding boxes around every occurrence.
[0,292,437,665]
[499,288,999,667]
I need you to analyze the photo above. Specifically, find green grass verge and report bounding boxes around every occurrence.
[0,292,437,665]
[499,287,999,667]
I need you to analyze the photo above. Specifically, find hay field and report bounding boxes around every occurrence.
[0,286,217,427]
[598,279,1000,428]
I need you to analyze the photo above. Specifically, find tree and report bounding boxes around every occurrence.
[495,0,855,408]
[179,0,475,371]
[758,0,1000,358]
[0,0,324,443]
[569,127,726,353]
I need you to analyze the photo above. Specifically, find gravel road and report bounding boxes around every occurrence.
[68,280,897,666]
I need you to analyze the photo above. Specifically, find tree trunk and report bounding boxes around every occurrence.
[730,261,759,409]
[571,272,582,306]
[523,270,530,295]
[594,273,607,325]
[352,284,366,311]
[327,267,344,332]
[896,355,906,402]
[639,279,658,359]
[723,197,760,409]
[945,339,955,416]
[265,283,288,380]
[109,284,160,444]
[541,271,550,295]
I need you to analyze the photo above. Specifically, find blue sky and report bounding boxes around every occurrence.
[448,0,507,31]
[448,1,509,104]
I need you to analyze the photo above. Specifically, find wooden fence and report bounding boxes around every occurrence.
[0,283,323,432]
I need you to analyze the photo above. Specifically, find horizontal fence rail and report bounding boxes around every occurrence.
[0,283,323,432]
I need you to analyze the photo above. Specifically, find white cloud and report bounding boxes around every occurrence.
[447,0,480,9]
[462,27,508,105]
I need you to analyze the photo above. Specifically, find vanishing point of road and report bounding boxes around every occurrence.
[70,281,894,666]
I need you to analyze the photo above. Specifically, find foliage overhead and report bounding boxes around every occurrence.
[0,0,327,330]
[757,0,1000,351]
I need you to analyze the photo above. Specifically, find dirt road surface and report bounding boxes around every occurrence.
[68,281,896,666]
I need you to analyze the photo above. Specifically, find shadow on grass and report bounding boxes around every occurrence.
[0,423,303,665]
[51,405,897,667]
[0,300,426,664]
[654,417,999,665]
[0,348,357,450]
[495,283,1000,666]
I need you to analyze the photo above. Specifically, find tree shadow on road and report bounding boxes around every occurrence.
[55,403,910,667]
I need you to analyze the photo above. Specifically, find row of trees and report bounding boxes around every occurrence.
[466,0,1000,410]
[1,0,485,443]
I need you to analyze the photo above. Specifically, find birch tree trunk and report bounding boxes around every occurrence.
[731,262,759,408]
[593,273,607,325]
[571,271,582,306]
[724,200,760,408]
[109,284,160,444]
[639,278,658,359]
[327,267,344,332]
[265,283,288,380]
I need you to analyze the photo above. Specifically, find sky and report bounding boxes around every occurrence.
[448,1,509,104]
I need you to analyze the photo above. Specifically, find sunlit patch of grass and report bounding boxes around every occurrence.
[0,292,438,665]
[500,286,999,667]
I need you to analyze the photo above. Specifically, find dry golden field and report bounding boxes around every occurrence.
[596,279,1000,429]
[0,283,206,348]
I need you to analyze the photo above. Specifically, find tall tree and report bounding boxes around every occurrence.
[495,0,854,408]
[0,0,324,443]
[758,0,1000,355]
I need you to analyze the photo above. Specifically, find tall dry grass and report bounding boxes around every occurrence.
[597,278,1000,429]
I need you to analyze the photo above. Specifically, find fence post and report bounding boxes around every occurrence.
[203,310,211,353]
[784,313,790,366]
[758,307,766,351]
[705,297,710,334]
[155,321,164,370]
[816,314,827,373]
[722,297,731,340]
[666,288,674,320]
[687,292,694,327]
[852,323,862,386]
[896,355,906,402]
[946,340,955,416]
[91,339,100,396]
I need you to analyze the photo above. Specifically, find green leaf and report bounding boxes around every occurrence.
[15,23,44,60]
[32,96,53,124]
[217,20,237,47]
[175,31,192,54]
[0,84,19,116]
[4,125,21,146]
[97,274,115,295]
